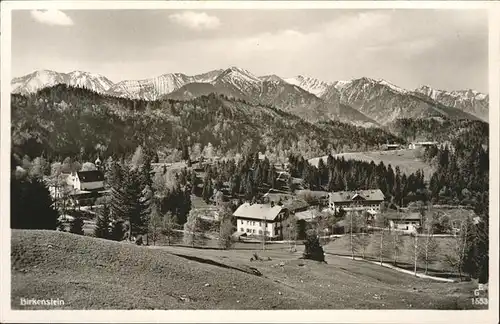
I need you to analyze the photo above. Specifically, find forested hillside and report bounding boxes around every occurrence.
[11,85,402,161]
[386,118,488,145]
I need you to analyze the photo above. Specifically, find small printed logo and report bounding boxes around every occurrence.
[19,297,65,307]
[471,283,488,306]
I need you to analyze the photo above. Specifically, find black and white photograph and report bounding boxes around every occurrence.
[1,1,498,323]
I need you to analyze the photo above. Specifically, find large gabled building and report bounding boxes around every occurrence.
[71,170,105,191]
[233,203,288,239]
[328,189,385,213]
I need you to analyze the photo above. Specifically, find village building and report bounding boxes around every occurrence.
[385,212,422,234]
[70,170,105,191]
[384,144,402,151]
[232,202,288,239]
[408,141,438,150]
[328,189,384,213]
[294,209,317,222]
[263,192,309,214]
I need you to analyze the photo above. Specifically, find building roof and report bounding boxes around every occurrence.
[263,192,294,203]
[413,141,438,145]
[283,198,309,212]
[233,203,284,221]
[76,170,104,183]
[295,209,317,221]
[384,212,421,221]
[329,189,384,203]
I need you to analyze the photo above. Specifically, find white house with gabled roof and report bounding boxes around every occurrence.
[233,202,287,238]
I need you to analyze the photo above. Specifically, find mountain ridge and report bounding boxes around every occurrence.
[11,67,487,124]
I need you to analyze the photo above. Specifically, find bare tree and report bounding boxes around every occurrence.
[218,204,234,250]
[357,211,371,259]
[161,211,176,245]
[445,217,472,281]
[148,206,162,246]
[419,211,440,274]
[344,211,361,260]
[282,214,298,251]
[183,210,204,247]
[373,214,389,265]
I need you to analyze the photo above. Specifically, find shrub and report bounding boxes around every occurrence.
[111,220,125,241]
[69,217,84,235]
[302,231,325,262]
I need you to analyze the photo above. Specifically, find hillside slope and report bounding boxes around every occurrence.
[321,78,480,125]
[11,230,479,310]
[11,85,400,159]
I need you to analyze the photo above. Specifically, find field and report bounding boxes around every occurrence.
[11,230,484,310]
[324,234,460,278]
[309,149,435,181]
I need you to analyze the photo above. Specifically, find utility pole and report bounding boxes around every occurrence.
[414,234,418,276]
[262,213,266,251]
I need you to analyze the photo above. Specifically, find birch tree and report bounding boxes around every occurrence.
[344,211,361,260]
[183,210,204,247]
[445,217,472,281]
[148,205,162,246]
[373,214,389,265]
[161,211,176,245]
[419,211,440,274]
[283,214,298,251]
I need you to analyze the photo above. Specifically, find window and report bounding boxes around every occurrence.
[240,228,244,232]
[252,229,255,234]
[265,231,270,236]
[259,222,262,227]
[246,228,251,233]
[259,230,262,235]
[241,220,244,224]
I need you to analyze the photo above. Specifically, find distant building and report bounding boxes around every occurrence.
[385,144,402,151]
[294,209,317,222]
[328,189,384,213]
[409,141,438,150]
[263,193,309,214]
[71,170,105,191]
[385,212,422,234]
[233,203,287,238]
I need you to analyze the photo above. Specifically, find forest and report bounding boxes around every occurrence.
[11,85,403,162]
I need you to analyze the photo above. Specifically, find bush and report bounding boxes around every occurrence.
[11,176,59,230]
[302,231,325,262]
[69,217,84,235]
[111,220,125,241]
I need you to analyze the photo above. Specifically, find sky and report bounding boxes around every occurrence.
[11,9,488,92]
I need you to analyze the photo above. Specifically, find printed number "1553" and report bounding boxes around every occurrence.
[471,298,488,305]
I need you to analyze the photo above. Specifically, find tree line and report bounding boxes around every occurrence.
[11,85,403,163]
[288,153,427,206]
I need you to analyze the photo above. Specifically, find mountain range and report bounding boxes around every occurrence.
[11,67,488,125]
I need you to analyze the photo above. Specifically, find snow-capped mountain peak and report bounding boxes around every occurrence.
[214,66,262,94]
[414,85,489,121]
[283,75,332,97]
[376,79,407,94]
[66,70,114,93]
[260,74,285,83]
[331,80,352,92]
[11,69,114,94]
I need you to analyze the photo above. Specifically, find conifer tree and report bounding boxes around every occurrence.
[202,174,213,203]
[94,204,112,239]
[111,220,125,241]
[69,216,84,235]
[303,230,325,262]
[11,174,59,230]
